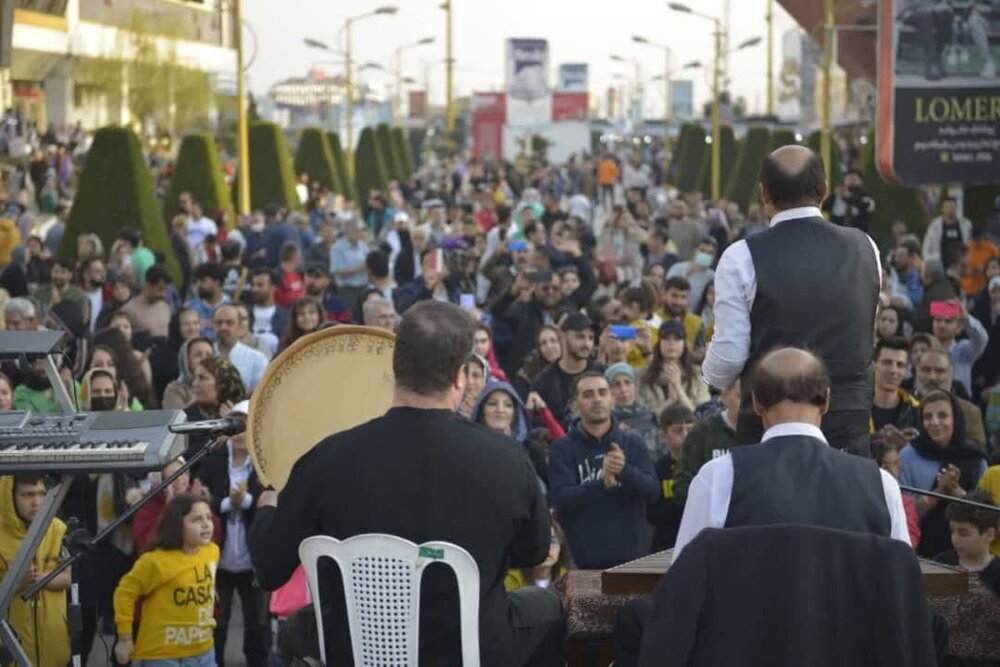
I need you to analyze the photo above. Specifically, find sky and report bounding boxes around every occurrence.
[243,0,800,117]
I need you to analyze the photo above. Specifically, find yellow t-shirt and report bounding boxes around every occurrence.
[114,542,220,660]
[977,466,1000,557]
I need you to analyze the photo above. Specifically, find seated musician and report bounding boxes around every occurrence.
[615,347,911,667]
[249,301,565,666]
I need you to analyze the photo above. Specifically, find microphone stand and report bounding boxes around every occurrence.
[898,484,1000,512]
[25,435,229,599]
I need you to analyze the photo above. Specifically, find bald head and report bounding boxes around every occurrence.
[751,347,831,428]
[758,145,828,212]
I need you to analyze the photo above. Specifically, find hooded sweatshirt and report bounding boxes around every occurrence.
[471,380,531,443]
[162,338,199,409]
[548,421,659,569]
[0,477,70,667]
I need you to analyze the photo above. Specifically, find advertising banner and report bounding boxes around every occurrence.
[877,0,1000,184]
[552,92,588,121]
[558,63,589,92]
[669,80,694,121]
[506,38,551,129]
[408,90,427,119]
[472,92,506,162]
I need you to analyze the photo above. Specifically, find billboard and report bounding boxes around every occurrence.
[877,0,1000,184]
[552,92,588,121]
[506,38,551,129]
[472,92,506,162]
[558,63,589,92]
[669,80,694,121]
[408,90,427,119]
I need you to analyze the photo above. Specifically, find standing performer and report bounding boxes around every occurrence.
[249,301,564,666]
[703,145,881,455]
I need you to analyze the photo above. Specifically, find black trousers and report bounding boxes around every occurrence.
[509,586,566,667]
[215,569,268,667]
[736,409,871,457]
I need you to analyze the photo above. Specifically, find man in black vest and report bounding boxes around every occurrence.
[703,145,881,455]
[614,348,911,667]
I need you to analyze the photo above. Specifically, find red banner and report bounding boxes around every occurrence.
[552,92,588,121]
[472,92,506,162]
[408,90,427,119]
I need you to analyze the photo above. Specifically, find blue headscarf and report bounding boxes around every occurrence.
[470,379,531,444]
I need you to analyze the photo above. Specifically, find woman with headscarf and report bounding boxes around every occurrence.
[185,356,246,472]
[472,380,565,443]
[162,336,214,409]
[900,390,989,557]
[149,307,203,401]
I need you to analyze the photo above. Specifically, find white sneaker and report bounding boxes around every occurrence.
[983,61,997,78]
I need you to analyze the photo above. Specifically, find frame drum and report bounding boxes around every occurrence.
[247,325,395,489]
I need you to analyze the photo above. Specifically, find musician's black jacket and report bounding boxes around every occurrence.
[248,406,551,666]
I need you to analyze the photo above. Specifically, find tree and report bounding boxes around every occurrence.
[392,126,415,178]
[326,132,356,201]
[354,127,390,202]
[723,126,770,212]
[964,184,1000,228]
[61,126,180,281]
[768,128,800,152]
[697,125,737,199]
[673,123,707,193]
[806,130,844,187]
[375,124,404,183]
[232,122,302,212]
[294,128,343,196]
[163,133,235,230]
[860,128,928,238]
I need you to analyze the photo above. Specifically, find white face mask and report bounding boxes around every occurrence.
[694,251,714,268]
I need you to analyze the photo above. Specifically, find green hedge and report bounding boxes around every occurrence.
[354,127,389,201]
[965,184,1000,227]
[697,125,737,199]
[673,123,706,193]
[295,127,342,196]
[163,132,235,230]
[326,131,355,201]
[392,126,415,178]
[768,128,800,152]
[806,130,843,187]
[232,121,301,211]
[61,126,180,281]
[861,128,928,238]
[723,126,770,212]
[376,123,404,183]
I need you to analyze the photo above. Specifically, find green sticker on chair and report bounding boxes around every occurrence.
[418,547,444,560]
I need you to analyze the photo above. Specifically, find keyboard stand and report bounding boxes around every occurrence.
[0,345,77,666]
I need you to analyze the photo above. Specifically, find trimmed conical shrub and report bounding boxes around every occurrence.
[355,127,390,201]
[806,130,843,188]
[723,126,770,212]
[697,125,737,199]
[232,121,301,211]
[392,126,415,178]
[965,184,1000,227]
[673,123,706,193]
[163,133,236,230]
[376,124,404,183]
[861,128,928,238]
[61,126,180,281]
[295,127,342,196]
[326,132,355,201]
[768,128,800,152]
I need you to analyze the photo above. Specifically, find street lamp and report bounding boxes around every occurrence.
[393,36,435,125]
[632,34,674,188]
[610,54,643,128]
[669,1,759,200]
[440,2,455,136]
[305,5,397,180]
[234,0,250,215]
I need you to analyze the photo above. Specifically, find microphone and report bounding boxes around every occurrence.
[169,416,247,436]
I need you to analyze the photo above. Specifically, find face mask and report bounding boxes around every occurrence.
[90,396,117,411]
[250,221,265,232]
[197,287,214,300]
[694,251,714,268]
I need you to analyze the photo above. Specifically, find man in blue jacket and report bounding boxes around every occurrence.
[548,371,659,569]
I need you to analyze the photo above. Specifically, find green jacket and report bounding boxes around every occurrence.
[672,413,737,504]
[31,284,91,326]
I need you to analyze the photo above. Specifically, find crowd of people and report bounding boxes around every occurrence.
[0,138,999,666]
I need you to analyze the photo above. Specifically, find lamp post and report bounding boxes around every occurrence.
[440,1,455,135]
[610,54,643,128]
[669,2,759,200]
[821,0,834,176]
[393,37,435,126]
[234,0,250,215]
[766,0,774,116]
[305,5,397,180]
[632,35,673,189]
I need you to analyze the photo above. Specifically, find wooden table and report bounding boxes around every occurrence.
[601,549,970,597]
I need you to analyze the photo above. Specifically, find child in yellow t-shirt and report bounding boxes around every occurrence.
[114,494,220,665]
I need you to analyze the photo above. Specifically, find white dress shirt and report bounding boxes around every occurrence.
[671,422,911,563]
[702,206,883,390]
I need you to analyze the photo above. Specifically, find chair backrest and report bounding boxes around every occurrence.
[298,533,481,667]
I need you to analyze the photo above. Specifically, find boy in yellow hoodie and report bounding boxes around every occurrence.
[114,494,219,666]
[0,475,71,667]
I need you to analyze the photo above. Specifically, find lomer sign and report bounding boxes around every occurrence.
[877,0,1000,184]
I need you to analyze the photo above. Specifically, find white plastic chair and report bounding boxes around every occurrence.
[298,533,481,667]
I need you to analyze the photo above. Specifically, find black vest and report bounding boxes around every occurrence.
[742,216,879,413]
[726,435,891,536]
